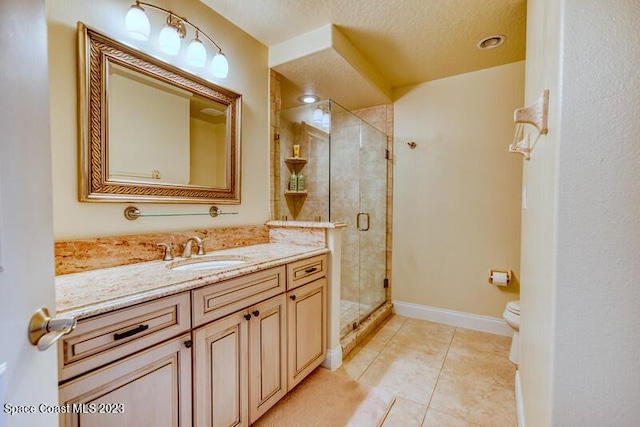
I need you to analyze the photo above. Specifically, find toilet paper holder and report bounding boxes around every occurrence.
[488,269,512,286]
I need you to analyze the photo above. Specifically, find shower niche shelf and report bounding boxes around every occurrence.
[284,156,308,196]
[284,190,308,196]
[284,157,308,167]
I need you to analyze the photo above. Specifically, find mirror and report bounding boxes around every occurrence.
[78,23,242,203]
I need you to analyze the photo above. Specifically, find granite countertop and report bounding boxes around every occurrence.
[56,243,329,320]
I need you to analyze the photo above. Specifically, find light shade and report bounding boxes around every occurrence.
[312,106,323,123]
[187,38,207,67]
[322,111,330,128]
[125,5,150,41]
[211,52,229,79]
[158,25,181,56]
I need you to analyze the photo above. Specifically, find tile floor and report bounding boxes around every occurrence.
[337,315,517,427]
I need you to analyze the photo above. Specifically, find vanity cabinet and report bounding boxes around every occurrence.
[287,278,327,390]
[193,293,288,427]
[193,310,249,427]
[58,254,327,427]
[59,333,192,427]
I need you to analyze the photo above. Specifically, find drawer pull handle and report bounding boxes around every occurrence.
[252,310,260,317]
[113,324,149,341]
[290,295,296,301]
[244,314,252,321]
[304,267,318,274]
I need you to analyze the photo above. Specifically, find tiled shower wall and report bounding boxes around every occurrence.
[277,120,330,222]
[269,70,394,319]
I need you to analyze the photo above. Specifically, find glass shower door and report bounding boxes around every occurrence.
[357,121,387,324]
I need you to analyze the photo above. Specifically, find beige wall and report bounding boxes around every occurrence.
[109,72,191,183]
[392,62,524,318]
[47,0,269,239]
[190,119,226,187]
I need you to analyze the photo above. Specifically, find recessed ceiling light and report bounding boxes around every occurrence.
[299,94,319,104]
[477,35,506,50]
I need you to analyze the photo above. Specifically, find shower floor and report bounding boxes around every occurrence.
[340,299,373,337]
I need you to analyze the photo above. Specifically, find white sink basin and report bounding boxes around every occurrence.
[169,257,247,271]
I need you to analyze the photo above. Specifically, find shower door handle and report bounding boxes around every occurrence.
[356,212,370,231]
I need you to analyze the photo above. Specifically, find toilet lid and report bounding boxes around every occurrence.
[506,300,520,314]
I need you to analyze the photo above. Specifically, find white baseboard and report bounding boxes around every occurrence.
[516,370,525,427]
[321,346,343,371]
[392,300,513,336]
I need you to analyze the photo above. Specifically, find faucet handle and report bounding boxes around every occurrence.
[157,243,174,261]
[196,238,206,256]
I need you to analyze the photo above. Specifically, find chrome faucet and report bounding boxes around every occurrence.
[182,236,206,257]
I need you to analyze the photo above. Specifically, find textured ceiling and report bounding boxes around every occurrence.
[201,0,527,109]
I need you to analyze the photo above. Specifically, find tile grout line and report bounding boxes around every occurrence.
[355,317,407,381]
[360,317,411,425]
[419,326,458,425]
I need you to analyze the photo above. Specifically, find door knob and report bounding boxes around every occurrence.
[28,308,77,351]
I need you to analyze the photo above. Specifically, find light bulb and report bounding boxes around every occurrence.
[211,52,229,79]
[300,95,319,104]
[187,38,207,67]
[312,107,323,123]
[125,4,150,41]
[158,25,181,56]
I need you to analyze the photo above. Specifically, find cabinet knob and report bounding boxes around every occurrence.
[290,295,296,301]
[244,314,252,321]
[252,310,260,317]
[184,340,193,348]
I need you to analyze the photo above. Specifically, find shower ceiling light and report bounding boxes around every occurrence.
[299,94,319,104]
[477,35,506,50]
[124,1,229,78]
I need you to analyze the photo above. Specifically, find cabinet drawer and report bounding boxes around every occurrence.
[192,266,286,327]
[286,254,327,290]
[58,292,191,382]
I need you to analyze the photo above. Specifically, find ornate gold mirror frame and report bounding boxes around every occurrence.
[78,22,242,203]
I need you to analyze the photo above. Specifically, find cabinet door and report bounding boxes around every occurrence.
[248,294,287,424]
[193,311,249,427]
[59,334,192,427]
[287,278,327,390]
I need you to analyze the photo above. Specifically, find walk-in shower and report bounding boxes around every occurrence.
[275,100,388,337]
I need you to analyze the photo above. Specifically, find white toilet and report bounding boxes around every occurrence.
[503,300,520,365]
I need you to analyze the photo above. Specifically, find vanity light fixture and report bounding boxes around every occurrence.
[312,106,323,123]
[124,1,229,77]
[322,111,330,129]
